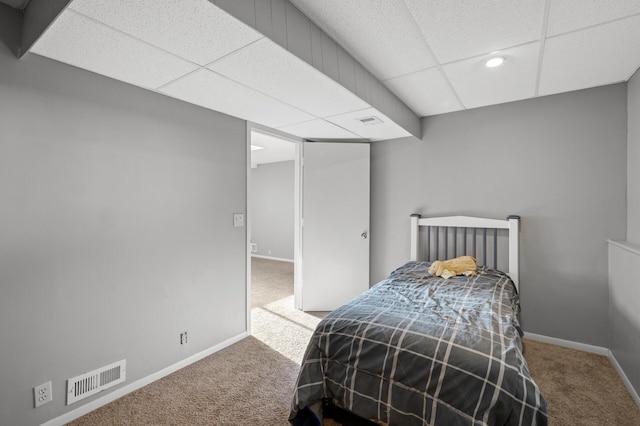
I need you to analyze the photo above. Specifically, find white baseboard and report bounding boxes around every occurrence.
[41,332,249,426]
[251,254,294,263]
[524,332,640,409]
[608,349,640,409]
[523,332,609,355]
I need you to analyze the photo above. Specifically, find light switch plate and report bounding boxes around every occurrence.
[233,213,244,227]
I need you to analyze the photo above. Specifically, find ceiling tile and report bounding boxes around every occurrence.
[385,68,463,116]
[289,0,437,80]
[539,16,640,96]
[325,108,412,141]
[278,119,360,140]
[547,0,640,36]
[404,0,545,64]
[30,9,199,90]
[207,38,370,118]
[444,42,539,109]
[68,0,263,66]
[160,68,315,128]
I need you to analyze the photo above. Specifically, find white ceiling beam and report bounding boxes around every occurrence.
[212,0,421,139]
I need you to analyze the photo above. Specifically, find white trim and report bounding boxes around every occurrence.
[418,215,511,229]
[293,141,303,310]
[608,239,640,256]
[246,122,252,336]
[410,214,419,261]
[41,332,249,426]
[249,122,303,143]
[608,350,640,409]
[523,332,609,355]
[251,254,294,263]
[508,216,520,292]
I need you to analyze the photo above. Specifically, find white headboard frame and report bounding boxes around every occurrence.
[410,213,521,291]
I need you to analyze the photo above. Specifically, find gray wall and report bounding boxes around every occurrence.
[251,161,294,260]
[0,5,247,426]
[371,84,627,347]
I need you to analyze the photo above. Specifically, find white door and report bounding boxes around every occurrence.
[300,142,370,311]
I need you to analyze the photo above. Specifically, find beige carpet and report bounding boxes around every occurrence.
[523,339,639,426]
[250,257,296,309]
[68,258,639,425]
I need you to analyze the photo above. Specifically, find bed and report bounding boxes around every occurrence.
[289,213,548,425]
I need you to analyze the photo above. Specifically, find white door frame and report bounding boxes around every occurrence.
[246,123,303,334]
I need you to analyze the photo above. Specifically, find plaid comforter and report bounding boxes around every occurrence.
[289,261,547,425]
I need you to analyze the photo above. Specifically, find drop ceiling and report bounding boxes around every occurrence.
[290,0,640,116]
[24,0,409,142]
[6,0,640,142]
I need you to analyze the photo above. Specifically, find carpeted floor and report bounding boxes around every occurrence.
[67,258,639,425]
[523,339,639,426]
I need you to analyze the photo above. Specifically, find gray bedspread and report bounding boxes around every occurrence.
[289,261,547,425]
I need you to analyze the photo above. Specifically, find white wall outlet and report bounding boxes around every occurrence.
[34,381,52,408]
[233,213,244,227]
[180,332,188,345]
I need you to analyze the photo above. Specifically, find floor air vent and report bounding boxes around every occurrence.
[66,359,126,405]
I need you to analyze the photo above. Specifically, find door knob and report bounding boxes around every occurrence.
[361,232,368,239]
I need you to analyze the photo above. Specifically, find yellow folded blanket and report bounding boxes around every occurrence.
[428,256,477,279]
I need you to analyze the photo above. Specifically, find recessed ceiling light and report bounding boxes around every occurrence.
[250,145,264,151]
[485,57,505,68]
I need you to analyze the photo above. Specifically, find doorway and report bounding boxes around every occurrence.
[248,126,330,363]
[247,125,302,334]
[246,124,370,335]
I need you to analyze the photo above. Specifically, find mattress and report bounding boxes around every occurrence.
[289,261,547,425]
